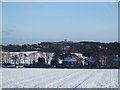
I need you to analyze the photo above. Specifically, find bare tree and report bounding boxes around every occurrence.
[29,53,34,64]
[0,52,2,64]
[2,53,7,64]
[6,52,11,64]
[38,51,43,58]
[46,53,51,64]
[32,53,37,62]
[4,53,7,63]
[18,53,23,65]
[2,53,5,64]
[24,54,28,65]
[11,54,18,67]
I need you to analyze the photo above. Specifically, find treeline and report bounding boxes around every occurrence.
[1,41,119,57]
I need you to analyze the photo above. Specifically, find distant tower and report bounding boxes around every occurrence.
[64,39,67,42]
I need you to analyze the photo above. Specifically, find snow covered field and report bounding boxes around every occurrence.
[1,68,118,88]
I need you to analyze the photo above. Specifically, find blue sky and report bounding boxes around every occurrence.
[2,2,118,45]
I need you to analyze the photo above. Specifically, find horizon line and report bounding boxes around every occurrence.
[1,40,119,45]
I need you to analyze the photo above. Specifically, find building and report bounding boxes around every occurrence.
[62,57,83,67]
[98,56,107,66]
[113,57,120,68]
[89,57,96,64]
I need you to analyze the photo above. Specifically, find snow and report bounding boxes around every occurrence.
[1,51,54,65]
[1,51,87,65]
[1,68,118,88]
[73,53,88,59]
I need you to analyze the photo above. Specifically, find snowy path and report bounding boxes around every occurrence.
[1,68,118,88]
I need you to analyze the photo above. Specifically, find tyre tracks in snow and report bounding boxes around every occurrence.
[45,69,98,88]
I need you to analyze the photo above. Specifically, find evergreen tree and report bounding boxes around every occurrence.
[51,54,59,67]
[38,57,45,66]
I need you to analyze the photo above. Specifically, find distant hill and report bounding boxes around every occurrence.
[1,41,119,57]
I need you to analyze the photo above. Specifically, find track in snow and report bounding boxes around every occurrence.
[1,68,118,88]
